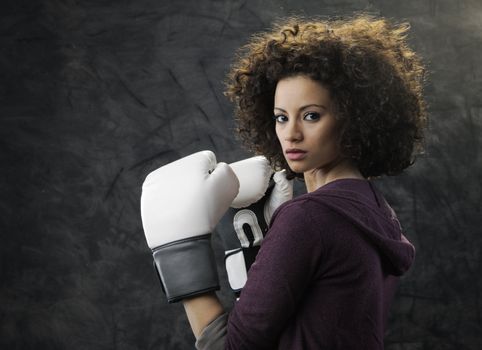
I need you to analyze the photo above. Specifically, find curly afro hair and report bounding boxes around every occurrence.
[225,14,427,179]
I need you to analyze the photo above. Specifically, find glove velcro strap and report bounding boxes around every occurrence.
[152,234,219,303]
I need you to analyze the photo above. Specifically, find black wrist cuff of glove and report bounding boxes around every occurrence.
[152,233,219,303]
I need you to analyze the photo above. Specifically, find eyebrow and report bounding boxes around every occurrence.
[273,104,327,112]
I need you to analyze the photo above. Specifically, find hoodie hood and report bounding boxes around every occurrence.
[307,179,415,276]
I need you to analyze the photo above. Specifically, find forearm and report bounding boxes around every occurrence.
[183,292,225,339]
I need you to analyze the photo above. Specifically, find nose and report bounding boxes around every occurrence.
[284,120,303,143]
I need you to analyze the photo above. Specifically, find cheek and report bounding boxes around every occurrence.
[323,129,341,155]
[318,121,338,143]
[311,128,337,153]
[275,125,283,143]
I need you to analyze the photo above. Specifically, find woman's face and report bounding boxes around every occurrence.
[274,75,340,175]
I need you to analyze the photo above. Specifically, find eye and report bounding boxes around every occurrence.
[273,114,288,123]
[303,112,321,121]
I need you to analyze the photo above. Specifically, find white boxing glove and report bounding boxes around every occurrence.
[141,150,239,303]
[218,156,293,296]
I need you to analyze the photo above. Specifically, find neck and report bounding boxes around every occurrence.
[303,158,364,193]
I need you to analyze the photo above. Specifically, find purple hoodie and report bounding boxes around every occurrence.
[223,178,415,350]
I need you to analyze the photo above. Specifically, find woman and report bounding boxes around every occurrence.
[183,14,427,349]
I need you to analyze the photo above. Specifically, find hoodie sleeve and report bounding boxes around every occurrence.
[223,199,323,349]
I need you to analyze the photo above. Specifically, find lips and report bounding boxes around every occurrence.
[285,148,307,160]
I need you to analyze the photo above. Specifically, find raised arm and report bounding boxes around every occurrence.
[140,151,238,340]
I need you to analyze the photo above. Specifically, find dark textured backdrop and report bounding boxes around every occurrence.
[1,0,481,349]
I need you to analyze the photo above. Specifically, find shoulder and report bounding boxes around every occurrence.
[259,194,330,271]
[267,189,359,249]
[270,191,336,227]
[266,193,338,246]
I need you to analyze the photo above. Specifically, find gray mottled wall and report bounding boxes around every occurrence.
[1,0,481,349]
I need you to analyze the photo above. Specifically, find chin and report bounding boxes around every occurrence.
[286,163,308,174]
